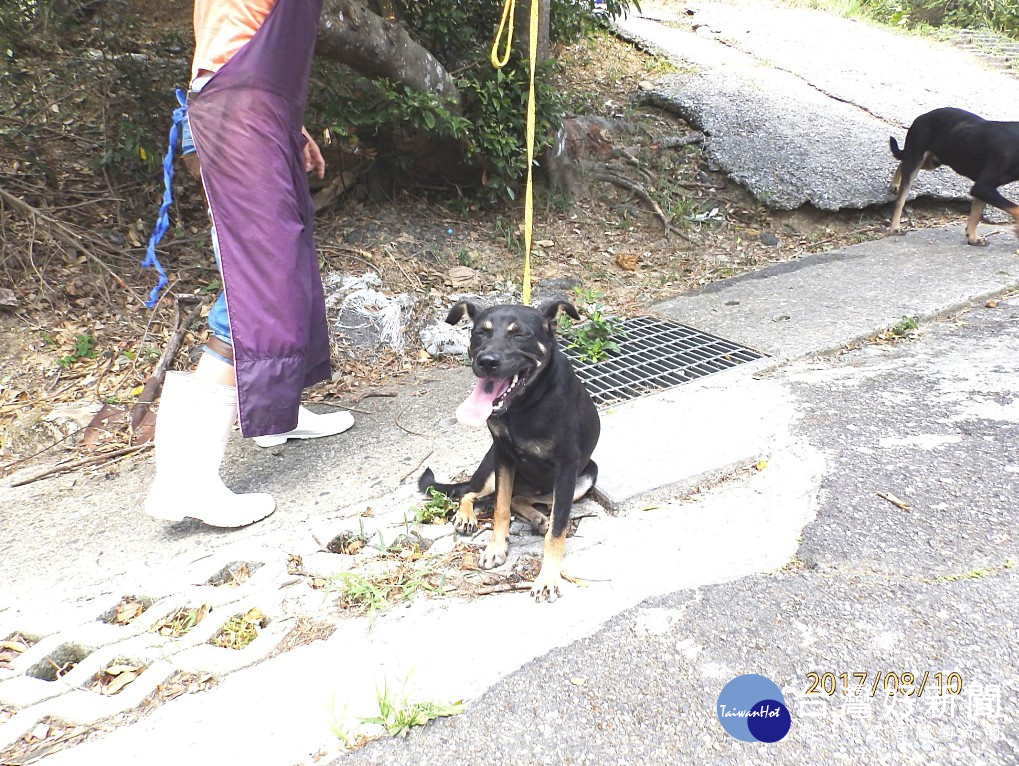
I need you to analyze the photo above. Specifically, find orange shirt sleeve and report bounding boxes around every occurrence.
[191,0,276,83]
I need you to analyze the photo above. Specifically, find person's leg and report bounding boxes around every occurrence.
[144,368,276,527]
[144,237,274,526]
[203,279,354,447]
[197,288,236,387]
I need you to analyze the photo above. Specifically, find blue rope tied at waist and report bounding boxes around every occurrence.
[141,88,188,308]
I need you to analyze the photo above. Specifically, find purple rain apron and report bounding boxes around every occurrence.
[186,0,330,437]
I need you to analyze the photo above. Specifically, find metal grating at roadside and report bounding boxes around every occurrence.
[561,316,765,407]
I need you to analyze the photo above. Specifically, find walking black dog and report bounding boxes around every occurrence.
[889,107,1019,245]
[419,299,600,603]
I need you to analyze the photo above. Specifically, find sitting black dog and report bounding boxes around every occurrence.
[419,299,600,603]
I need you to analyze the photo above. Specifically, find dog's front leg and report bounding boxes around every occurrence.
[479,461,514,569]
[453,493,480,535]
[531,466,578,603]
[968,179,1019,245]
[453,449,496,535]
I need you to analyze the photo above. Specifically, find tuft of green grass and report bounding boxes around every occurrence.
[890,315,919,337]
[57,333,97,368]
[558,287,625,363]
[361,681,464,738]
[413,487,458,525]
[335,563,443,618]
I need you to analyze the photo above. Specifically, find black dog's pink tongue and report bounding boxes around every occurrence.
[455,377,510,427]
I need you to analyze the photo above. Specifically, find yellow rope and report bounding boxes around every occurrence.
[491,0,515,68]
[491,0,538,306]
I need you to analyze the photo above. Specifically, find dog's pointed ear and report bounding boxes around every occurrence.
[539,299,579,334]
[445,301,479,326]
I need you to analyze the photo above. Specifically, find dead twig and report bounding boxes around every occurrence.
[589,170,691,240]
[400,450,434,483]
[394,405,430,437]
[317,243,381,276]
[0,430,78,478]
[128,297,205,436]
[876,490,911,510]
[9,444,152,488]
[382,244,422,289]
[353,391,397,403]
[474,581,533,596]
[0,185,146,305]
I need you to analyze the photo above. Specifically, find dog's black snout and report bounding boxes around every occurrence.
[476,352,501,373]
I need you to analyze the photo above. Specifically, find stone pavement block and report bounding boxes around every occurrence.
[0,675,66,709]
[0,594,125,652]
[57,632,175,691]
[169,615,297,676]
[0,620,173,711]
[47,619,146,654]
[22,659,176,728]
[655,226,1019,363]
[0,710,40,753]
[301,551,366,581]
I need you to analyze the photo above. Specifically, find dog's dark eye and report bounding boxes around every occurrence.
[513,329,532,339]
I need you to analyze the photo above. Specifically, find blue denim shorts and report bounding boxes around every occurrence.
[181,103,196,157]
[208,224,232,346]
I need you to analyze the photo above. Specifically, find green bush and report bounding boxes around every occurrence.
[0,0,91,49]
[861,0,1019,36]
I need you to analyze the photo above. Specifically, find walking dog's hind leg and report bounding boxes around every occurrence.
[512,498,548,536]
[966,199,988,246]
[889,162,920,235]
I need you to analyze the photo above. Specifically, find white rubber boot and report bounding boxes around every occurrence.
[144,371,275,527]
[253,405,354,448]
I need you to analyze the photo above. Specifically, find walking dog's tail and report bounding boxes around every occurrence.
[418,467,469,498]
[889,136,904,160]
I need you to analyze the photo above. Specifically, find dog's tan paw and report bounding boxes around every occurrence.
[453,510,478,535]
[530,515,549,537]
[479,539,508,569]
[453,497,478,534]
[967,236,988,247]
[529,570,562,603]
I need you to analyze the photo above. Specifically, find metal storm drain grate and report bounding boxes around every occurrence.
[561,316,765,407]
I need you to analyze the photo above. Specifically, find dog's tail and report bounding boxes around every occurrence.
[418,467,469,499]
[889,136,904,160]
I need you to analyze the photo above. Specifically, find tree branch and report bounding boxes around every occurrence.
[318,0,461,109]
